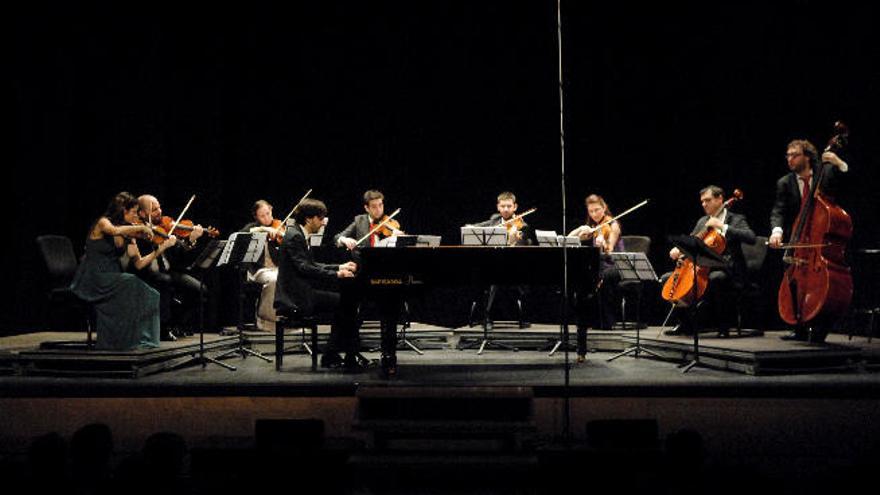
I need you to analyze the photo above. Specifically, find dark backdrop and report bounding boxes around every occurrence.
[9,1,878,334]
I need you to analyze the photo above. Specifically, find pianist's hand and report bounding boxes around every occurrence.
[341,261,358,273]
[337,267,355,278]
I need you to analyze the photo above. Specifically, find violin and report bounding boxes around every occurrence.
[373,216,402,238]
[570,200,649,242]
[500,208,536,245]
[355,208,402,247]
[250,218,285,243]
[777,121,853,326]
[661,189,743,307]
[151,215,220,244]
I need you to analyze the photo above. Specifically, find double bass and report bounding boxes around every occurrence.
[661,189,743,307]
[777,122,853,326]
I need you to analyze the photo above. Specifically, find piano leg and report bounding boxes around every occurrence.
[378,292,400,376]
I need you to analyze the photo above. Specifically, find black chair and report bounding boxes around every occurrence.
[275,308,319,371]
[35,235,94,346]
[617,235,652,330]
[734,236,768,336]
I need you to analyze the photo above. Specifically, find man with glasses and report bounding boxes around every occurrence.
[769,139,849,342]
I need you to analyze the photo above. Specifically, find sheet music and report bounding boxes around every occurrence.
[536,230,580,247]
[461,226,507,246]
[218,232,267,266]
[609,252,658,282]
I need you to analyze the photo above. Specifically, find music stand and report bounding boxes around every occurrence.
[667,235,728,373]
[460,226,518,354]
[535,230,579,247]
[461,226,508,246]
[215,232,273,363]
[607,252,663,362]
[181,240,236,371]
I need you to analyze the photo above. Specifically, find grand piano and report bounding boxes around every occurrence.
[357,245,600,375]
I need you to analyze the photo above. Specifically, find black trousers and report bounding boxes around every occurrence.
[141,270,206,330]
[313,281,361,356]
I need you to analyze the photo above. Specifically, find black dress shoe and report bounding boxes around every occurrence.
[381,354,397,377]
[320,352,344,369]
[780,331,807,342]
[342,354,371,374]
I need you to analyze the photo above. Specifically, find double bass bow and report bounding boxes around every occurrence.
[777,122,853,326]
[661,190,743,307]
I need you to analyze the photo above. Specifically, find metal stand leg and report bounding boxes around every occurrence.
[459,314,518,354]
[608,289,663,362]
[216,268,272,363]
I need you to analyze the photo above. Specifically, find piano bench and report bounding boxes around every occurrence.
[275,312,319,372]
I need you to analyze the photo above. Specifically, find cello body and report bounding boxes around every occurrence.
[777,191,853,324]
[661,230,724,307]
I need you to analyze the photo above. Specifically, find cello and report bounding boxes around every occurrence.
[661,189,743,307]
[777,122,853,326]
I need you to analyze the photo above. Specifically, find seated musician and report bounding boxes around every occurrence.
[71,192,165,350]
[567,194,623,361]
[134,194,207,341]
[239,199,283,331]
[662,185,756,337]
[769,139,849,342]
[473,191,535,245]
[471,191,534,329]
[335,189,402,254]
[274,198,370,372]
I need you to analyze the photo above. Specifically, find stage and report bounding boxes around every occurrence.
[0,323,880,493]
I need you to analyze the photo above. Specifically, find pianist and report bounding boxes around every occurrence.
[274,198,371,372]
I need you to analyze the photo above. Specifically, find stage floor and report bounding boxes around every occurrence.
[1,324,878,398]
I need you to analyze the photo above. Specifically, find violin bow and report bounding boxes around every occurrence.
[355,208,401,247]
[279,188,313,231]
[588,199,649,232]
[501,207,537,226]
[168,194,196,237]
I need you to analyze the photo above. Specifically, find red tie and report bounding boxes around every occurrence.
[800,175,811,205]
[370,223,376,247]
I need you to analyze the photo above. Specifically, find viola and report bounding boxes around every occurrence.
[777,121,853,326]
[151,215,220,244]
[661,189,743,307]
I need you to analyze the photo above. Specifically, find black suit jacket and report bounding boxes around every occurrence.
[334,214,373,246]
[690,210,756,283]
[770,162,844,235]
[274,225,339,314]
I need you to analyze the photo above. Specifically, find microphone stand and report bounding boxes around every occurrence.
[555,0,572,445]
